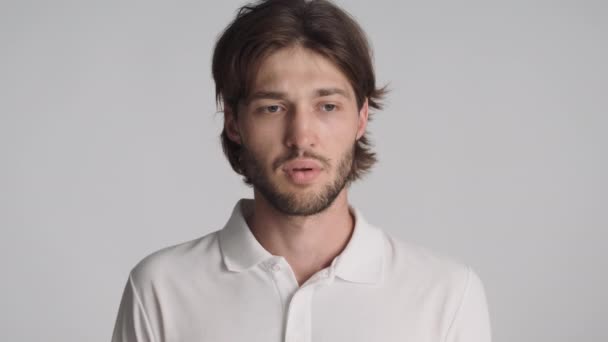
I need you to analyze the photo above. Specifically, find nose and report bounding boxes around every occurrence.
[284,105,318,150]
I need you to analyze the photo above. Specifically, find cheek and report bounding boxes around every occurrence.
[320,113,360,141]
[240,120,283,159]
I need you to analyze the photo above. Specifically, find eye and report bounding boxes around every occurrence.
[258,104,284,114]
[320,103,337,112]
[266,105,281,113]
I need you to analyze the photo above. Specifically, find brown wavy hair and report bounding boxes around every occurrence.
[212,0,387,185]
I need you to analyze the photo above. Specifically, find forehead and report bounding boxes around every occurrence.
[251,45,354,97]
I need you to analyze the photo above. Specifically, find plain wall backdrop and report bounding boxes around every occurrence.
[1,0,606,341]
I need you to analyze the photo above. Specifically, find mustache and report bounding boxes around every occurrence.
[272,149,331,171]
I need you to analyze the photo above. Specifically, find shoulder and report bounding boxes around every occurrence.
[380,231,492,340]
[381,230,477,295]
[129,230,222,288]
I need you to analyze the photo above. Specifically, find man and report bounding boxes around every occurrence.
[111,0,492,341]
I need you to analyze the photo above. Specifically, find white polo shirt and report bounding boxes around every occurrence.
[112,199,492,342]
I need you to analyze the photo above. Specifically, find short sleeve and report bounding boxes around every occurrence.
[111,274,156,342]
[444,267,492,342]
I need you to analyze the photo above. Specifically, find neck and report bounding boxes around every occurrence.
[246,189,354,286]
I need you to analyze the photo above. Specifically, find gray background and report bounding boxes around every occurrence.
[1,0,606,341]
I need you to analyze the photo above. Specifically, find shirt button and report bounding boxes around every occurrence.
[271,263,281,272]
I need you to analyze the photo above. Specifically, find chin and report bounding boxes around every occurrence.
[263,180,343,216]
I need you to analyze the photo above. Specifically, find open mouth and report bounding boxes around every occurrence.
[281,159,323,184]
[285,168,320,184]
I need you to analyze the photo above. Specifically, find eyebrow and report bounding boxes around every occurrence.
[248,91,286,102]
[248,87,351,102]
[315,87,350,99]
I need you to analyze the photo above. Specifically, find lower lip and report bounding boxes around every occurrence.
[285,169,321,185]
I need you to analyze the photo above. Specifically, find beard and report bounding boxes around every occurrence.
[240,144,354,216]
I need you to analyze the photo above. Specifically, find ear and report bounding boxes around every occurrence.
[356,98,369,140]
[224,103,242,145]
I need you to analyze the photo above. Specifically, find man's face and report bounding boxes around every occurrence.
[226,46,368,216]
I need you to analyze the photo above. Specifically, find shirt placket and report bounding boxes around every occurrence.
[264,257,332,342]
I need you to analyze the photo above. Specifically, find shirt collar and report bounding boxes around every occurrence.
[218,199,385,284]
[333,206,385,284]
[218,199,273,272]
